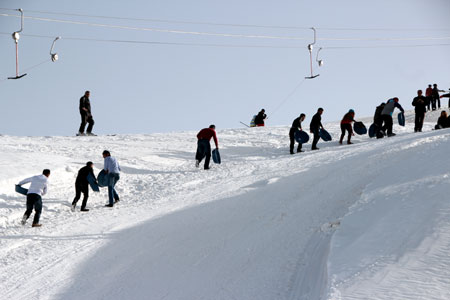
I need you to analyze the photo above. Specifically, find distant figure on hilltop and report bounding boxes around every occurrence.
[432,84,445,110]
[339,109,355,145]
[17,169,51,227]
[310,108,324,150]
[381,97,404,137]
[440,88,450,108]
[425,84,433,111]
[254,109,267,127]
[412,90,427,133]
[77,91,95,136]
[289,113,306,154]
[435,111,449,130]
[195,125,219,170]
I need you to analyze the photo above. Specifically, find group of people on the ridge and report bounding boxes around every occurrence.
[17,150,121,227]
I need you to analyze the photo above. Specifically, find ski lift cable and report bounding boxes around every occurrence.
[0,7,449,32]
[270,78,307,117]
[1,13,450,42]
[1,32,450,49]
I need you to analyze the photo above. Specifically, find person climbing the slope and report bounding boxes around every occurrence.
[289,113,306,154]
[339,109,355,145]
[195,125,218,170]
[71,161,97,212]
[440,89,450,108]
[373,102,386,138]
[381,97,404,137]
[17,169,50,227]
[310,108,324,150]
[254,109,267,127]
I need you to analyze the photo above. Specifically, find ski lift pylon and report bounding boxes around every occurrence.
[8,8,27,80]
[305,27,319,79]
[50,37,61,62]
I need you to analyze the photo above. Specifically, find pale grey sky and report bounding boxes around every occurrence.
[1,0,449,136]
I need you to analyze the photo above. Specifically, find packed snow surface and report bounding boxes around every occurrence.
[1,110,449,300]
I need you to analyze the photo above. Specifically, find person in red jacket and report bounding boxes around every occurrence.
[195,125,219,170]
[339,109,355,145]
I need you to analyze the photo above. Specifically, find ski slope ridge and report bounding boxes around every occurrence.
[1,110,449,300]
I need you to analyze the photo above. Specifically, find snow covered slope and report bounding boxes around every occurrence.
[1,110,449,300]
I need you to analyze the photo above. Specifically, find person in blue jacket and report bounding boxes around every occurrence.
[380,97,404,137]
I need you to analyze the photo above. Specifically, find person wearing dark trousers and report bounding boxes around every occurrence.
[339,109,355,145]
[78,90,95,136]
[381,97,404,137]
[195,125,219,170]
[72,162,96,212]
[103,150,121,207]
[254,109,267,127]
[435,111,449,129]
[425,84,433,111]
[373,102,385,138]
[289,113,306,154]
[412,90,427,132]
[440,90,450,108]
[17,169,50,227]
[432,84,445,110]
[310,108,324,150]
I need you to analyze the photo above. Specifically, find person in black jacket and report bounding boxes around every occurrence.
[77,91,95,136]
[435,111,449,130]
[309,108,324,150]
[289,113,306,154]
[412,90,427,132]
[71,162,96,212]
[254,109,267,127]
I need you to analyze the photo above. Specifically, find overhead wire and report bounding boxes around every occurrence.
[1,13,450,42]
[1,7,449,32]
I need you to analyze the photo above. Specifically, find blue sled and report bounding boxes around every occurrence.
[319,129,332,141]
[294,130,310,143]
[212,149,221,164]
[353,121,367,135]
[15,185,28,196]
[97,170,109,187]
[398,112,405,126]
[87,173,100,192]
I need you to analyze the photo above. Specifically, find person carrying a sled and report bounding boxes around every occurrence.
[412,90,427,132]
[195,125,218,170]
[254,109,267,127]
[339,109,355,145]
[78,90,95,136]
[289,113,306,154]
[381,97,404,137]
[439,89,450,108]
[17,169,50,227]
[71,161,96,212]
[103,150,121,207]
[310,108,324,150]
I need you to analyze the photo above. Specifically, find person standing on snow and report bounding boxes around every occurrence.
[373,102,386,138]
[17,169,50,227]
[425,84,433,111]
[412,90,427,132]
[440,89,450,108]
[339,109,355,145]
[289,113,306,154]
[432,84,445,110]
[254,109,267,127]
[78,91,95,136]
[195,125,218,170]
[103,150,121,207]
[310,108,324,150]
[381,97,404,137]
[71,161,97,212]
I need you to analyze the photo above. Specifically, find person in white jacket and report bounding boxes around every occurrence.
[17,169,50,227]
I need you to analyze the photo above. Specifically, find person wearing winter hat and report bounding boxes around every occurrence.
[339,109,355,145]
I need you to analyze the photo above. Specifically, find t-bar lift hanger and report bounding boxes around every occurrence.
[8,8,27,80]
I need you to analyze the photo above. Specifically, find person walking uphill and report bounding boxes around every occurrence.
[196,125,218,170]
[77,91,95,136]
[71,162,96,212]
[310,108,324,150]
[17,169,50,227]
[339,109,355,145]
[254,109,267,127]
[289,113,306,154]
[103,150,121,207]
[412,90,427,132]
[381,97,404,137]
